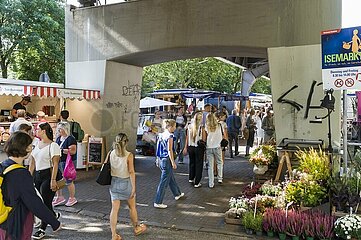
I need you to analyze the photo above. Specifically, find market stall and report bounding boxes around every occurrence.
[0,78,101,169]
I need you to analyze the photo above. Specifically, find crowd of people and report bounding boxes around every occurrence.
[146,103,275,209]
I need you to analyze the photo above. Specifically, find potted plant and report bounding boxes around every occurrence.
[263,208,276,237]
[260,181,282,196]
[250,155,270,174]
[304,214,315,240]
[242,211,255,235]
[225,197,248,224]
[251,214,263,236]
[286,211,304,240]
[242,183,262,199]
[272,209,287,240]
[313,212,335,240]
[334,214,361,239]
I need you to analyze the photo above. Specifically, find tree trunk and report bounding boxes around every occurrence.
[0,58,7,78]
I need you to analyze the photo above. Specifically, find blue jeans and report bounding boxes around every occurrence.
[174,127,186,162]
[206,147,223,187]
[154,157,182,204]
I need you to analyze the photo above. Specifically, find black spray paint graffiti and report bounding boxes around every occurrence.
[277,81,323,119]
[105,101,130,113]
[122,80,141,97]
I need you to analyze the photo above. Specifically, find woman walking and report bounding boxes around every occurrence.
[28,122,62,239]
[245,108,257,156]
[109,133,147,240]
[53,122,78,207]
[0,132,61,240]
[255,110,264,146]
[203,113,224,188]
[183,112,204,188]
[154,119,185,209]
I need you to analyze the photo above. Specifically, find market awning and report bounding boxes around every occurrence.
[58,89,101,100]
[33,86,58,97]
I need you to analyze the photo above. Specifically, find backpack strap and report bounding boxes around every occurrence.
[3,164,25,175]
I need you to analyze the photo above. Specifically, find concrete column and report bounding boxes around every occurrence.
[101,61,142,152]
[268,45,341,147]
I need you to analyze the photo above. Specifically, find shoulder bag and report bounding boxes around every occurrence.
[219,123,229,148]
[196,126,206,150]
[96,151,112,185]
[48,143,66,190]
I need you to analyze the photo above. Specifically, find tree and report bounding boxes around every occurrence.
[142,58,242,97]
[0,0,65,82]
[250,77,272,94]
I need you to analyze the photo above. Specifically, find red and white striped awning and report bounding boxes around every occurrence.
[32,86,58,98]
[83,90,101,99]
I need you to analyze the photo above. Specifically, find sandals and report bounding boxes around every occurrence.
[112,234,122,240]
[134,223,147,236]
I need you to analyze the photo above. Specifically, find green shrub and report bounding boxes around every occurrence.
[296,148,330,183]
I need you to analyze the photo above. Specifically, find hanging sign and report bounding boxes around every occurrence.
[322,26,361,90]
[0,85,24,95]
[58,89,83,99]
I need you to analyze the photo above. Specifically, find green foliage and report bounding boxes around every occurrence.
[242,211,263,231]
[296,148,330,183]
[0,0,65,82]
[285,180,327,207]
[142,58,242,97]
[251,77,272,94]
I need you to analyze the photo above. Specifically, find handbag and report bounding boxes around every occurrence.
[48,143,66,190]
[96,151,112,185]
[63,152,77,181]
[243,128,249,140]
[219,123,229,148]
[196,126,206,150]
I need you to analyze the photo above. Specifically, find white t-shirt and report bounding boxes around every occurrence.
[9,118,33,134]
[187,124,202,147]
[205,124,222,149]
[31,142,61,171]
[110,150,130,178]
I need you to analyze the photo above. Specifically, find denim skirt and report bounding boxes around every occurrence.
[109,177,132,201]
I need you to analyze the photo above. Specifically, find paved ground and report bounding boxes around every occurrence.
[1,146,268,239]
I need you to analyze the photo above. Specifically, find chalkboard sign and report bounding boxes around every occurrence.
[87,137,105,165]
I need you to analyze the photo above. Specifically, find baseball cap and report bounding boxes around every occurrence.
[37,111,45,117]
[22,96,32,102]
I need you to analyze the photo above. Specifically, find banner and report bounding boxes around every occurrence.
[58,89,83,99]
[0,85,24,95]
[321,26,361,90]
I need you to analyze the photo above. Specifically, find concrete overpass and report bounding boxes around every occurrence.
[65,0,342,151]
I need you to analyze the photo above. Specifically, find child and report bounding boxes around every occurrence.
[154,119,185,209]
[109,133,147,240]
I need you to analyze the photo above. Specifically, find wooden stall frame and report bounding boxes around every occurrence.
[87,136,106,171]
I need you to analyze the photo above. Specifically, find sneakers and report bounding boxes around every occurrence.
[194,183,202,188]
[32,229,45,239]
[56,212,61,219]
[65,197,78,207]
[188,179,194,183]
[218,180,223,184]
[154,203,168,209]
[34,220,42,229]
[175,192,185,200]
[52,196,66,207]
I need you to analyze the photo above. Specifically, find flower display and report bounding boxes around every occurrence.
[260,180,282,196]
[249,155,270,166]
[334,214,361,239]
[225,197,249,219]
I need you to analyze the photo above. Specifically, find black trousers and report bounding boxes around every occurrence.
[34,168,56,230]
[228,132,239,157]
[188,146,204,185]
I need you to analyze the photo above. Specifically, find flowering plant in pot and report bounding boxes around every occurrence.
[304,213,316,240]
[312,211,335,240]
[242,183,262,199]
[225,197,249,220]
[272,209,287,240]
[263,208,277,237]
[242,211,255,234]
[260,180,282,196]
[286,211,305,240]
[334,214,361,239]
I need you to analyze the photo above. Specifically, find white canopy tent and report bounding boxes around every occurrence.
[139,97,177,108]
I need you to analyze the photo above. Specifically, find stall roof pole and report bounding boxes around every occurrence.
[343,90,348,176]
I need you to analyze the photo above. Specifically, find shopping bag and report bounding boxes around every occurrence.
[63,152,77,181]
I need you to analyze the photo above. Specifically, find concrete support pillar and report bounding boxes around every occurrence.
[268,45,341,147]
[101,61,142,152]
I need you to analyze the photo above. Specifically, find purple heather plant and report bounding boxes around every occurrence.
[262,208,273,232]
[304,214,315,238]
[272,209,287,234]
[312,212,335,239]
[286,211,305,237]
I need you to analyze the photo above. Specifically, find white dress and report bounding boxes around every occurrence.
[256,116,264,139]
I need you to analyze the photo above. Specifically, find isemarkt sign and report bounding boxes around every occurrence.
[321,26,361,90]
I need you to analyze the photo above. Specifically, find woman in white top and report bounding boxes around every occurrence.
[28,122,61,239]
[203,113,224,188]
[183,112,204,188]
[109,133,147,240]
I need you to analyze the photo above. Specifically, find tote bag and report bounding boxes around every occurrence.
[63,152,77,181]
[96,151,112,185]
